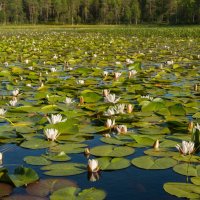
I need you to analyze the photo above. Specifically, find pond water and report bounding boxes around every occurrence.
[0,27,199,200]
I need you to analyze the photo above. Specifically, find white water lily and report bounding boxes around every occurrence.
[105,119,115,128]
[25,59,29,64]
[116,125,128,134]
[47,114,67,124]
[4,62,8,67]
[128,70,137,78]
[141,95,153,101]
[116,61,121,65]
[153,139,159,150]
[104,107,115,116]
[165,60,174,65]
[44,128,59,141]
[127,104,133,113]
[89,171,100,182]
[77,80,85,85]
[26,83,32,87]
[64,97,75,104]
[114,72,122,80]
[103,71,108,77]
[9,98,18,106]
[104,93,120,104]
[126,58,134,64]
[28,66,33,70]
[12,88,19,96]
[195,123,200,132]
[175,141,195,155]
[0,108,7,116]
[50,67,57,72]
[88,159,99,172]
[114,104,125,114]
[102,89,110,97]
[0,152,2,164]
[53,54,58,59]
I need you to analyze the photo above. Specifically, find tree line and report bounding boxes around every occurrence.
[0,0,199,25]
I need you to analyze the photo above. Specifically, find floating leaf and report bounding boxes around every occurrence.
[164,182,200,199]
[173,163,200,176]
[90,145,134,157]
[20,138,53,149]
[131,156,177,169]
[50,187,106,200]
[0,183,13,198]
[24,156,52,166]
[169,104,186,116]
[97,157,130,170]
[41,163,86,176]
[9,166,39,187]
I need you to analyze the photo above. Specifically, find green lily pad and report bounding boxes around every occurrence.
[100,137,127,145]
[97,157,130,170]
[41,163,86,176]
[164,182,200,199]
[9,166,39,187]
[24,156,52,166]
[144,148,178,157]
[90,145,134,157]
[169,103,186,116]
[131,156,177,169]
[44,152,71,162]
[191,177,200,185]
[50,187,106,200]
[20,138,54,149]
[173,163,200,176]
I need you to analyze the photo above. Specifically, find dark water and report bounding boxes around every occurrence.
[2,136,186,200]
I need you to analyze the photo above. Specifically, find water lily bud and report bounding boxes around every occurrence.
[188,121,194,133]
[88,171,100,182]
[127,104,133,113]
[103,133,111,138]
[0,153,2,161]
[153,139,159,150]
[80,96,84,105]
[87,159,99,173]
[84,148,90,155]
[194,84,198,91]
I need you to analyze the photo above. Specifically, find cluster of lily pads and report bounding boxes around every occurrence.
[0,27,199,199]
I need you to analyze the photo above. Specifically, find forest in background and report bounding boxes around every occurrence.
[0,0,199,25]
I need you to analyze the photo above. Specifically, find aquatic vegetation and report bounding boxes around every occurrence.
[0,26,199,199]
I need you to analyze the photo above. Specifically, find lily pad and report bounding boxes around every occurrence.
[131,156,177,169]
[24,156,52,166]
[50,187,106,200]
[0,183,13,198]
[90,145,134,157]
[41,163,86,176]
[164,182,200,199]
[9,166,39,187]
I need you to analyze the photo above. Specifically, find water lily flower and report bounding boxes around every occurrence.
[116,125,128,134]
[50,67,57,72]
[44,128,59,141]
[88,159,99,172]
[188,121,194,133]
[64,97,75,104]
[104,93,120,104]
[165,60,174,65]
[4,62,8,67]
[47,114,67,124]
[141,95,153,101]
[84,148,90,155]
[103,71,108,77]
[93,54,97,57]
[126,58,134,64]
[12,88,19,96]
[175,141,195,155]
[80,96,84,104]
[153,139,159,150]
[105,119,115,128]
[53,54,58,59]
[9,98,18,106]
[128,70,137,78]
[0,108,7,116]
[25,59,29,64]
[114,104,125,114]
[28,66,33,70]
[195,123,200,132]
[114,72,122,80]
[127,104,133,113]
[102,89,110,97]
[116,61,121,65]
[26,83,32,87]
[0,152,2,164]
[103,133,111,138]
[77,80,85,85]
[194,84,198,91]
[104,107,115,116]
